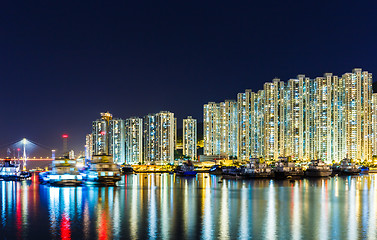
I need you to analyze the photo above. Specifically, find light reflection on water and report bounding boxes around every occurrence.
[0,174,377,239]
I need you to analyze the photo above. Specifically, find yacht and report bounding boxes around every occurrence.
[39,157,82,186]
[0,157,31,180]
[81,155,121,185]
[305,159,332,177]
[242,158,273,179]
[273,157,304,180]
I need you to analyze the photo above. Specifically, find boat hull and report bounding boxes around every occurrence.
[49,180,82,186]
[243,172,273,179]
[222,174,242,179]
[83,176,122,185]
[120,167,134,174]
[0,176,25,181]
[0,173,31,181]
[305,170,332,177]
[176,171,197,177]
[339,170,361,176]
[274,171,304,180]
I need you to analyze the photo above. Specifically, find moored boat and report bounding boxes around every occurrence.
[81,155,121,185]
[39,157,82,186]
[305,159,332,177]
[359,166,369,174]
[0,157,31,181]
[120,164,134,174]
[176,161,197,176]
[273,157,304,180]
[209,165,223,175]
[221,166,242,179]
[337,158,361,175]
[242,158,273,179]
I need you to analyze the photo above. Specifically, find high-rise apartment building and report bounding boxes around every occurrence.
[220,100,238,158]
[264,78,285,160]
[183,116,197,160]
[143,114,157,164]
[85,133,93,160]
[205,68,374,163]
[125,117,143,164]
[109,118,125,164]
[237,89,253,160]
[372,93,377,156]
[343,69,372,162]
[143,111,175,164]
[204,102,221,155]
[92,112,127,163]
[204,101,238,157]
[156,111,175,164]
[92,112,112,155]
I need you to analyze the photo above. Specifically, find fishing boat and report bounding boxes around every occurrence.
[273,157,304,180]
[0,157,31,181]
[337,158,361,175]
[221,166,243,179]
[175,161,197,176]
[39,157,82,186]
[242,158,273,179]
[81,155,121,185]
[305,159,332,177]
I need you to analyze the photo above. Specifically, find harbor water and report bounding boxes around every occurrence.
[1,173,377,239]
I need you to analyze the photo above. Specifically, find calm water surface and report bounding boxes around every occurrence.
[1,173,377,239]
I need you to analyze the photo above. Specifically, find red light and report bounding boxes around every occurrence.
[62,134,68,138]
[17,148,20,151]
[100,131,106,135]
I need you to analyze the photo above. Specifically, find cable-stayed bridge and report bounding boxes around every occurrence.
[0,138,54,158]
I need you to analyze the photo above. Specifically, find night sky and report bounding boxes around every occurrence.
[1,1,377,155]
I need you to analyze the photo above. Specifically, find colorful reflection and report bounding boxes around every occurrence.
[0,173,377,239]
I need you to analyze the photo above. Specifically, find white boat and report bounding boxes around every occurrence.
[0,157,31,180]
[40,157,82,186]
[81,155,121,185]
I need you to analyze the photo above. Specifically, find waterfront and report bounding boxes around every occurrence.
[1,173,377,239]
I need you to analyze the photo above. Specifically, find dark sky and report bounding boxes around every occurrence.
[1,0,376,155]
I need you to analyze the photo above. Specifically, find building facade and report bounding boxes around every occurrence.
[108,118,125,164]
[204,101,238,157]
[92,113,111,155]
[204,68,374,163]
[85,133,93,160]
[183,116,197,160]
[143,111,175,164]
[125,117,143,164]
